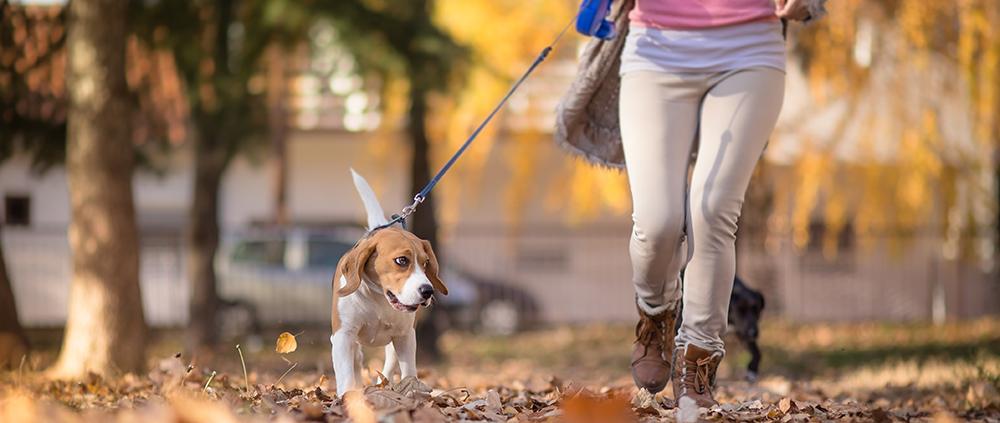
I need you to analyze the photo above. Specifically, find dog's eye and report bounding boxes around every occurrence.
[394,256,409,267]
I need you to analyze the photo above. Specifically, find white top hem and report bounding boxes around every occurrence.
[620,20,787,75]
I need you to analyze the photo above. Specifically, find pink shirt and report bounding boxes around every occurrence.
[630,0,778,29]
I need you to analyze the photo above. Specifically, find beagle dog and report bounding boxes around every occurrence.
[330,170,448,396]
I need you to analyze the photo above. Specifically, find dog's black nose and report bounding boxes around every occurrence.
[418,284,434,299]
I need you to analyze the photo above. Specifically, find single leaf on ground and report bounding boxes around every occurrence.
[779,397,798,414]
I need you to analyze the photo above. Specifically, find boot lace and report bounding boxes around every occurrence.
[681,355,716,395]
[634,312,673,357]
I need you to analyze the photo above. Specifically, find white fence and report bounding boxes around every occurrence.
[5,228,188,327]
[5,225,998,328]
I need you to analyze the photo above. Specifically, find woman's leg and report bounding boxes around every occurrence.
[620,70,703,393]
[677,67,785,354]
[620,71,701,311]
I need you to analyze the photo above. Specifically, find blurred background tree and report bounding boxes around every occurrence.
[777,0,999,264]
[131,0,312,353]
[0,0,63,369]
[0,223,27,369]
[0,1,67,167]
[0,0,183,369]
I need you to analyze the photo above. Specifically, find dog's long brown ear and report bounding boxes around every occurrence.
[335,239,376,297]
[420,239,447,295]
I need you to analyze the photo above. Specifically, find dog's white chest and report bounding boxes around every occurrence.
[356,314,411,347]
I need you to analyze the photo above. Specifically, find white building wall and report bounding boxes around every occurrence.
[0,132,406,231]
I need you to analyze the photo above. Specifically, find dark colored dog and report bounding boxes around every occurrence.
[675,275,766,382]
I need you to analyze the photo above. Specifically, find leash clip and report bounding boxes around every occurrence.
[366,194,425,237]
[399,194,425,220]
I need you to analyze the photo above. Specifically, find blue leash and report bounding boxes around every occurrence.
[368,14,579,235]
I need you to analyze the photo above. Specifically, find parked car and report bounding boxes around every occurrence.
[216,226,538,337]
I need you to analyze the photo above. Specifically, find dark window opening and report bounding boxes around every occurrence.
[4,195,30,227]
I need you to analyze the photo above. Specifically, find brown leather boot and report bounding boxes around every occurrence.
[671,344,722,408]
[630,299,679,393]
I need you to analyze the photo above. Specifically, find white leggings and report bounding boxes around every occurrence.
[620,67,784,354]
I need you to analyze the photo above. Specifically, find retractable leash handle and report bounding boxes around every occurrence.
[575,0,616,40]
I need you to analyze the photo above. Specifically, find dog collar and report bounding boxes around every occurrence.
[365,213,407,238]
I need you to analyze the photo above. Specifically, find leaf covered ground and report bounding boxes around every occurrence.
[1,319,998,422]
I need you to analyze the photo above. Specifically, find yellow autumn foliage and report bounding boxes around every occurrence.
[432,0,597,228]
[432,0,633,227]
[366,1,997,264]
[783,0,998,263]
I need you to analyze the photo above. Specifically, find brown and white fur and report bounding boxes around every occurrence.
[330,170,448,396]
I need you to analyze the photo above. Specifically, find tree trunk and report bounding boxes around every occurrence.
[186,136,227,353]
[267,46,289,226]
[0,226,29,369]
[186,0,233,353]
[407,84,445,363]
[408,87,438,249]
[51,0,146,377]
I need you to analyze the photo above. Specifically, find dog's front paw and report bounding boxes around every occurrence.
[745,370,758,384]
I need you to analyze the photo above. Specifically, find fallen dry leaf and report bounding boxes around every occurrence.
[779,397,797,414]
[371,370,390,388]
[365,387,418,410]
[782,412,811,422]
[631,388,653,407]
[485,389,502,413]
[392,376,432,401]
[275,332,298,354]
[965,381,999,409]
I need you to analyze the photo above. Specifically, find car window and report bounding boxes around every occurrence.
[307,239,354,268]
[231,240,286,267]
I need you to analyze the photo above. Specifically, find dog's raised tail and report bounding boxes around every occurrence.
[350,169,389,230]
